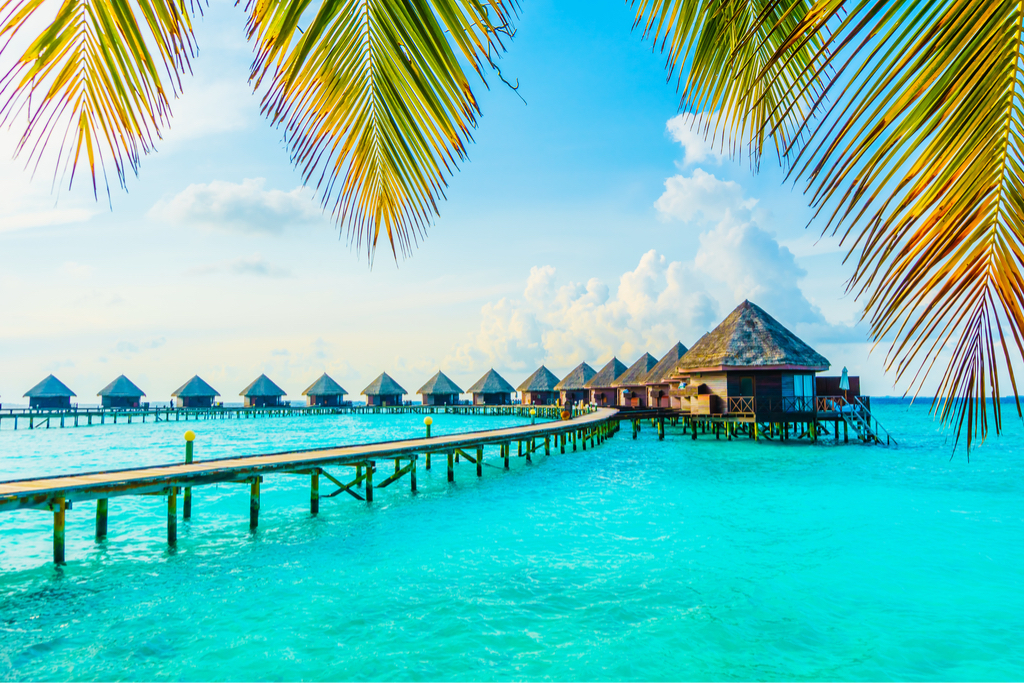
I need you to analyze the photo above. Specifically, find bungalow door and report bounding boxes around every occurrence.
[738,376,755,415]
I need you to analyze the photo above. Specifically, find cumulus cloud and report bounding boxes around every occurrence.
[666,112,732,166]
[189,254,292,278]
[654,168,757,224]
[149,178,320,234]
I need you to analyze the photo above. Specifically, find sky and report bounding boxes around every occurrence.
[0,0,927,406]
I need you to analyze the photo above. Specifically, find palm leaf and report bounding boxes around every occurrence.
[0,0,197,194]
[641,0,1024,450]
[245,0,514,259]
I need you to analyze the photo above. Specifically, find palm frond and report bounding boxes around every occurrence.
[245,0,514,259]
[632,0,828,165]
[0,0,197,194]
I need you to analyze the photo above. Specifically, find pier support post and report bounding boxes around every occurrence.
[545,436,550,456]
[95,498,108,539]
[560,433,565,454]
[633,420,638,439]
[365,464,374,502]
[411,457,417,492]
[447,451,454,483]
[581,430,586,451]
[53,497,66,565]
[311,470,320,515]
[504,443,510,469]
[844,420,848,443]
[692,421,697,440]
[658,418,665,441]
[426,453,431,470]
[250,478,260,530]
[167,488,177,545]
[477,447,483,477]
[183,431,195,520]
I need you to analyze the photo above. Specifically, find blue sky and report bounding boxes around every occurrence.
[0,0,917,405]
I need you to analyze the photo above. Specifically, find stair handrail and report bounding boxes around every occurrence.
[854,396,898,446]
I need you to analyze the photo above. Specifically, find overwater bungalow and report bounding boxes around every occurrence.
[302,373,347,407]
[171,375,220,408]
[362,372,406,407]
[517,366,560,405]
[584,358,627,407]
[24,375,75,409]
[97,375,145,409]
[643,342,688,409]
[467,369,516,406]
[553,362,596,407]
[670,300,829,422]
[611,353,659,408]
[241,374,287,408]
[417,371,463,406]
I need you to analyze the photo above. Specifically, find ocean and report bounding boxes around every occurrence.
[0,403,1021,680]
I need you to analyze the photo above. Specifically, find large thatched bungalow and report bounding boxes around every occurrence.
[670,301,829,421]
[517,366,560,405]
[24,375,75,409]
[417,371,463,406]
[241,374,287,408]
[584,358,627,407]
[97,375,145,408]
[643,342,688,409]
[467,369,516,406]
[611,353,658,408]
[172,375,220,408]
[302,373,347,407]
[554,362,595,407]
[362,372,406,407]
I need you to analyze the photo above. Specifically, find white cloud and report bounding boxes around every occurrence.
[666,112,730,166]
[149,178,321,234]
[654,169,756,224]
[189,254,292,278]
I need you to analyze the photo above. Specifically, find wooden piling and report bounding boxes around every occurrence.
[183,434,194,519]
[503,443,510,469]
[249,478,260,530]
[53,497,66,564]
[95,498,108,539]
[476,446,483,477]
[167,488,177,545]
[365,464,374,502]
[447,451,454,482]
[311,470,320,514]
[411,457,417,492]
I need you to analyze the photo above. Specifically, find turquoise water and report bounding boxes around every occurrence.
[0,404,1022,680]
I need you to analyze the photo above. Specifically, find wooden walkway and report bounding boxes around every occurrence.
[0,404,574,430]
[0,408,621,565]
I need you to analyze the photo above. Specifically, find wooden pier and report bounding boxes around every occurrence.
[0,403,574,431]
[0,408,620,565]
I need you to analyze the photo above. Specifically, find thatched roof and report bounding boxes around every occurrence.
[302,373,347,397]
[417,371,463,396]
[241,374,286,397]
[467,369,515,394]
[611,353,659,387]
[172,375,219,398]
[676,300,830,371]
[97,375,145,398]
[24,374,76,398]
[517,365,560,392]
[554,362,596,391]
[643,342,689,384]
[362,372,406,396]
[584,358,627,388]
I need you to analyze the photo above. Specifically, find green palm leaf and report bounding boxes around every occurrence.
[0,0,196,194]
[246,0,513,258]
[639,0,1024,449]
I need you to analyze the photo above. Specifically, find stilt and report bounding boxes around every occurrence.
[365,464,374,502]
[447,451,454,482]
[249,478,260,530]
[658,417,665,441]
[95,498,108,539]
[411,457,417,492]
[53,497,66,564]
[545,435,550,455]
[844,419,849,443]
[477,446,483,477]
[167,488,177,545]
[183,432,195,519]
[311,470,319,514]
[426,453,431,470]
[582,429,587,451]
[504,443,510,469]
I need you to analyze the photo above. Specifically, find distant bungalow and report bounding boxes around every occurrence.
[517,366,560,406]
[417,371,463,406]
[611,353,659,408]
[172,375,220,408]
[554,362,595,407]
[467,369,515,406]
[302,373,347,407]
[584,358,627,407]
[241,374,287,408]
[643,342,688,409]
[24,374,75,410]
[362,372,406,407]
[97,375,145,409]
[670,300,829,421]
